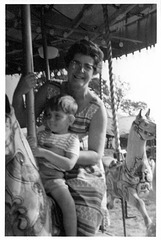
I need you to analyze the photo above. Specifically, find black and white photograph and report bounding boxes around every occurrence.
[4,1,159,237]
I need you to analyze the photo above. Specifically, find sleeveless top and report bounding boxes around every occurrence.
[70,96,102,134]
[69,94,103,150]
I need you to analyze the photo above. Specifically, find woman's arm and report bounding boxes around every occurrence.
[12,73,37,127]
[12,73,60,127]
[77,102,107,166]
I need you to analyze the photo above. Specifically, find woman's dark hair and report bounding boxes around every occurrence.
[64,39,104,74]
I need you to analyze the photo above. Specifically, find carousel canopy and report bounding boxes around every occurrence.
[6,4,156,75]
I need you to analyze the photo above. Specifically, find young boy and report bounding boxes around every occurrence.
[29,95,79,236]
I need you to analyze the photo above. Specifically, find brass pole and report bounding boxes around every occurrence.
[21,5,37,143]
[41,6,50,81]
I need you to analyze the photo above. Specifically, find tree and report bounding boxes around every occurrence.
[109,75,130,111]
[113,75,147,115]
[120,99,147,115]
[89,74,147,115]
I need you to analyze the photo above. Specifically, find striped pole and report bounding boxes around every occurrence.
[102,4,126,236]
[99,73,103,100]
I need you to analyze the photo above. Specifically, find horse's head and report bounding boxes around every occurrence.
[132,109,156,141]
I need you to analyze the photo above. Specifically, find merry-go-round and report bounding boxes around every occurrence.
[5,4,157,237]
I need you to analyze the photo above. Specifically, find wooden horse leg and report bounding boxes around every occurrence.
[128,188,152,229]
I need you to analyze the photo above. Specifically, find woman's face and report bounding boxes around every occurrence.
[68,54,95,90]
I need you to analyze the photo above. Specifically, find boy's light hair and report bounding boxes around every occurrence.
[58,95,78,115]
[45,94,78,116]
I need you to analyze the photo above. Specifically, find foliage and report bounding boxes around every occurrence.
[90,74,147,115]
[120,99,147,115]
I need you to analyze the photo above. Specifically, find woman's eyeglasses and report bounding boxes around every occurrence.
[70,60,94,72]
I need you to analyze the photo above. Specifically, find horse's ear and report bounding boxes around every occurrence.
[138,109,142,118]
[145,109,150,118]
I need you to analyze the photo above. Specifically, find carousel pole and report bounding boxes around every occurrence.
[21,5,37,143]
[41,6,50,81]
[102,4,126,236]
[99,73,103,100]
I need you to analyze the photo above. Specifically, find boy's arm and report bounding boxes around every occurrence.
[35,147,78,171]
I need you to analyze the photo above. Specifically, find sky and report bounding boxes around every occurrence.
[101,44,159,120]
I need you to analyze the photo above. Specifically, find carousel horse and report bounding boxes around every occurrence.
[5,95,64,236]
[104,109,156,232]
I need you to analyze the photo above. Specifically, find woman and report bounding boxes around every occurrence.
[12,39,108,236]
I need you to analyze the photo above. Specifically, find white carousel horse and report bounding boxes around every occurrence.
[104,109,156,233]
[5,96,63,236]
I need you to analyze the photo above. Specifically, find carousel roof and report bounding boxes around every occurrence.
[6,4,156,75]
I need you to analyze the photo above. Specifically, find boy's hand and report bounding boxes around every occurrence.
[27,136,41,157]
[37,130,53,148]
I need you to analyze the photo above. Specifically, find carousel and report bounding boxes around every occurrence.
[5,4,157,237]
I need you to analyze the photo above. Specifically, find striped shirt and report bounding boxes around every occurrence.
[37,130,80,173]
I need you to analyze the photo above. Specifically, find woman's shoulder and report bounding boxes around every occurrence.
[76,91,105,119]
[88,92,107,121]
[89,91,105,109]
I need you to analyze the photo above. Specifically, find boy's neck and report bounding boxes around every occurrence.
[45,127,69,135]
[51,130,69,135]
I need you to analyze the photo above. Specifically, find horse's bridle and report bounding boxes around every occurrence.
[132,120,154,140]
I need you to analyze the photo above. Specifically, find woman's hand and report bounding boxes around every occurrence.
[16,72,37,95]
[12,72,38,128]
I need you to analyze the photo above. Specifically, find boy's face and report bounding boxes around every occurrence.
[44,109,71,134]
